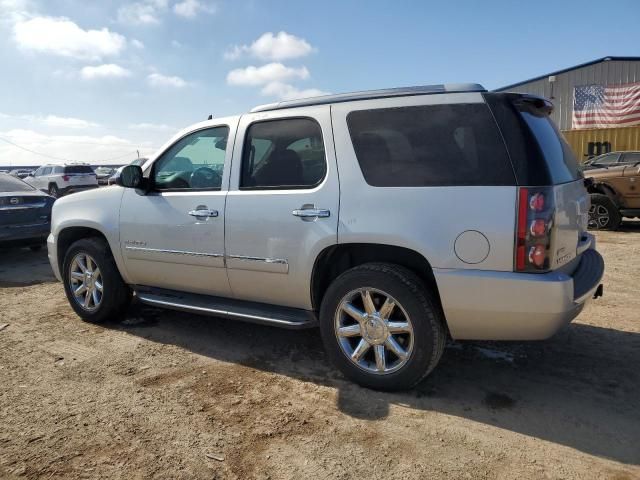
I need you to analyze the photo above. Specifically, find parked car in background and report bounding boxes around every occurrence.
[94,166,116,185]
[0,173,54,249]
[585,160,640,230]
[10,168,34,179]
[49,85,605,391]
[25,163,98,198]
[581,151,640,171]
[107,158,147,185]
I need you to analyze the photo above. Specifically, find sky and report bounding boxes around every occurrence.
[0,0,639,167]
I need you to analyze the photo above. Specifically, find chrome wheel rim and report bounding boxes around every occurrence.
[334,288,414,375]
[588,204,610,229]
[68,253,103,311]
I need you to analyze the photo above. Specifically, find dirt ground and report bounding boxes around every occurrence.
[0,226,638,480]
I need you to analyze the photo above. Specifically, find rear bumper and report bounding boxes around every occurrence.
[435,248,605,340]
[0,222,50,245]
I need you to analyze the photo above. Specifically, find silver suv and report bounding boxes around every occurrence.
[47,84,605,390]
[26,163,98,197]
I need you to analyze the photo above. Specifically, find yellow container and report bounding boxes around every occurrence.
[561,126,640,162]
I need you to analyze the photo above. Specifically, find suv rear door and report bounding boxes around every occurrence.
[118,120,237,296]
[225,106,339,309]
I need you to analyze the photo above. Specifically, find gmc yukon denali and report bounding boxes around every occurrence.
[48,84,605,390]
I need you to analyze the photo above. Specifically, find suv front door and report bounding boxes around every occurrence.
[118,120,237,296]
[225,106,339,309]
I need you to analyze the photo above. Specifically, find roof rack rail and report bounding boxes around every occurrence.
[250,83,486,113]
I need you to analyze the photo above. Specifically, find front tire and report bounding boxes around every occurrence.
[319,263,446,391]
[48,184,59,198]
[62,237,131,323]
[588,194,621,230]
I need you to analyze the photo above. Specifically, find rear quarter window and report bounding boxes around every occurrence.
[346,103,515,187]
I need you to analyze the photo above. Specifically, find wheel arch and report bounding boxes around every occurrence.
[311,243,443,314]
[588,182,620,206]
[56,227,110,275]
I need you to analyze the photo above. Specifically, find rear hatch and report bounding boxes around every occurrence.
[63,165,98,186]
[485,93,588,274]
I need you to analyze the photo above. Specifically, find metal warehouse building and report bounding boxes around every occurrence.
[495,56,640,162]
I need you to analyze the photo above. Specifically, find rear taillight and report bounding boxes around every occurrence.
[62,175,70,181]
[515,187,554,272]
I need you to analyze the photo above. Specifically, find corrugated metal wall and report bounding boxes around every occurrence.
[563,126,640,161]
[496,59,640,130]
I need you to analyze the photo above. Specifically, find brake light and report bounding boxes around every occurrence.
[62,175,70,181]
[515,187,554,272]
[530,219,547,237]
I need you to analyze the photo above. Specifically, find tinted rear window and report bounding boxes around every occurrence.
[518,107,581,184]
[64,165,94,174]
[347,103,515,187]
[484,93,582,185]
[0,174,35,192]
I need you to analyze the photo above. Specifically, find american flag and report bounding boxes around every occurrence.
[572,82,640,129]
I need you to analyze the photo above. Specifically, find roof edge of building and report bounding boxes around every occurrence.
[494,56,640,92]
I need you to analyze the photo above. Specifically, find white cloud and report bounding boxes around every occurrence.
[81,64,132,80]
[261,82,329,101]
[226,63,309,86]
[0,112,99,129]
[129,122,176,131]
[173,0,216,18]
[13,16,126,60]
[0,0,31,23]
[147,72,188,88]
[117,0,168,25]
[224,31,313,61]
[0,129,156,166]
[39,115,99,129]
[131,38,145,49]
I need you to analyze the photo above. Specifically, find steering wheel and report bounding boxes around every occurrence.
[190,167,221,189]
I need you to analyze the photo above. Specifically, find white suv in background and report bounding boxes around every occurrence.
[26,163,98,198]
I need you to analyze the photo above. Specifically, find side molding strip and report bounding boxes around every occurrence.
[124,246,224,258]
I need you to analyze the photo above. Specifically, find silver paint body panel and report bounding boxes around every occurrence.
[48,93,602,340]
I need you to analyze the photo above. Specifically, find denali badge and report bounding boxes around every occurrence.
[124,240,147,247]
[556,252,573,265]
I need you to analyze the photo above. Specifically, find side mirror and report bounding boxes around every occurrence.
[117,165,143,188]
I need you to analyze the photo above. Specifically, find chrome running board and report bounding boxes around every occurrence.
[135,287,317,329]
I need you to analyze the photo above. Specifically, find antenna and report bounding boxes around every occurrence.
[207,114,213,120]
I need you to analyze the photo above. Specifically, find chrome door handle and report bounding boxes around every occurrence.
[292,208,330,218]
[188,208,218,218]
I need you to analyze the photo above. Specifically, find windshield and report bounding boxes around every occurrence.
[0,174,35,192]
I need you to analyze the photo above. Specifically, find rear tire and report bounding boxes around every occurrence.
[62,237,131,323]
[48,184,59,198]
[319,262,446,391]
[588,194,621,230]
